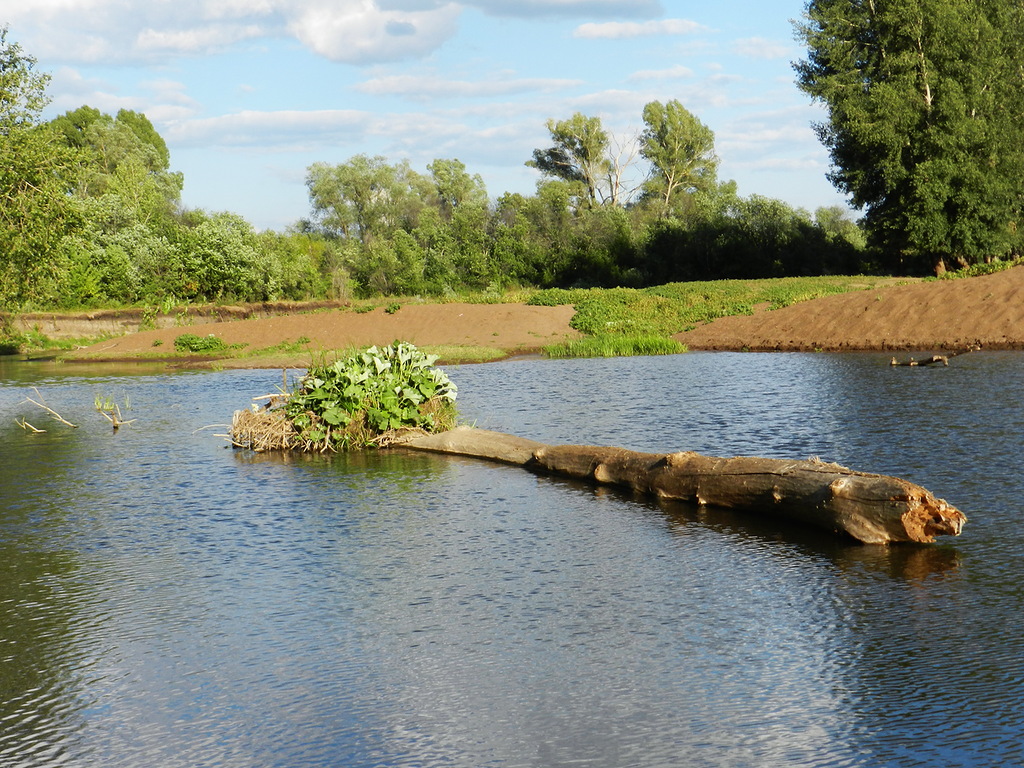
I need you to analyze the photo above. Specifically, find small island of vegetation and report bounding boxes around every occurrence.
[231,342,457,452]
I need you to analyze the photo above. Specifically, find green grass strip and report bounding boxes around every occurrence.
[544,334,686,359]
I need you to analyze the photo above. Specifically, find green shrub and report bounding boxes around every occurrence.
[938,257,1024,280]
[284,341,457,451]
[174,333,228,353]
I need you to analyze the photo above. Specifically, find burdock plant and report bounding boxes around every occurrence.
[233,341,457,453]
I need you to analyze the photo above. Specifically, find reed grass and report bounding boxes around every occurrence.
[544,334,686,359]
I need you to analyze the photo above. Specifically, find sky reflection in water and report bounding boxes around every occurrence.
[1,352,1022,767]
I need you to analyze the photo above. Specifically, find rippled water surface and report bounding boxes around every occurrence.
[1,352,1023,767]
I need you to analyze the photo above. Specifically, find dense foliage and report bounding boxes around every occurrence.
[1,28,881,314]
[283,342,458,451]
[0,28,82,306]
[173,333,230,353]
[795,0,1024,273]
[0,28,346,311]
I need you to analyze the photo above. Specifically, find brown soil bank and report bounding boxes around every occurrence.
[66,302,581,364]
[677,266,1024,351]
[6,300,347,340]
[53,265,1024,364]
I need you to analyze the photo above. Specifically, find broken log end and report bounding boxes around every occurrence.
[903,494,967,543]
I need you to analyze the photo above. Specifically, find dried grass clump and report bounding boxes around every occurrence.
[230,396,452,453]
[231,407,297,452]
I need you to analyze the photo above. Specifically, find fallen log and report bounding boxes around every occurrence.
[396,427,965,545]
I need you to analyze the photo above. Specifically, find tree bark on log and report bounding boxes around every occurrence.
[396,427,966,545]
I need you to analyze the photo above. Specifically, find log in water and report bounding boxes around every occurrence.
[396,426,966,545]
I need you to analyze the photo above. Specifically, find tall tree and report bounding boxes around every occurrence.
[795,0,1024,273]
[528,112,610,206]
[427,158,488,220]
[0,28,82,307]
[306,155,428,245]
[50,106,182,208]
[640,99,719,215]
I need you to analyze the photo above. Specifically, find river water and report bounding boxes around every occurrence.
[1,351,1022,767]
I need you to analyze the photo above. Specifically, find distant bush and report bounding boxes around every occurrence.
[174,333,228,353]
[937,257,1024,280]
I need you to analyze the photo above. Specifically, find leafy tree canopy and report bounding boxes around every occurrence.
[528,112,611,206]
[795,0,1024,273]
[306,155,430,245]
[640,99,719,214]
[0,26,83,307]
[50,105,182,212]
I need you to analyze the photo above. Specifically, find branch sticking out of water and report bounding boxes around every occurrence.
[97,403,136,431]
[22,388,77,428]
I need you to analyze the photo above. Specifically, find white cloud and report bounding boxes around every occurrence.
[573,19,704,40]
[719,107,821,155]
[135,24,266,56]
[356,72,581,99]
[468,0,662,17]
[139,79,202,120]
[166,108,373,147]
[628,65,695,81]
[45,66,201,122]
[46,66,138,114]
[286,1,462,64]
[1,0,676,66]
[732,37,791,60]
[3,0,462,65]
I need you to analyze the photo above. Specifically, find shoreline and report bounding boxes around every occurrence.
[16,265,1024,367]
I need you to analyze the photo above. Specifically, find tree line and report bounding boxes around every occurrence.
[299,103,867,297]
[4,10,1020,311]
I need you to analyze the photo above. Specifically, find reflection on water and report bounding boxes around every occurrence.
[1,353,1023,767]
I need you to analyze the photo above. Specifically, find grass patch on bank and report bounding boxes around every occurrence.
[544,334,686,359]
[1,329,115,356]
[528,275,906,337]
[238,337,313,358]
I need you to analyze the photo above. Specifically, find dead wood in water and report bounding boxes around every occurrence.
[890,345,981,367]
[396,427,966,545]
[21,388,77,428]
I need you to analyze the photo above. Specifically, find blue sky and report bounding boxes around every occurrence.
[3,0,848,231]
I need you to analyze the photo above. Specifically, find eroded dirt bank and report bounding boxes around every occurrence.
[676,266,1024,351]
[30,266,1024,365]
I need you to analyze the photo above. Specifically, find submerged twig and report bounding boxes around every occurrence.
[193,424,230,435]
[22,388,77,428]
[16,418,45,433]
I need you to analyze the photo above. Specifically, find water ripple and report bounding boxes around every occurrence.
[1,357,1023,766]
